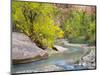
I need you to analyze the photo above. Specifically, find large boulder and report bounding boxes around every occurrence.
[12,32,48,64]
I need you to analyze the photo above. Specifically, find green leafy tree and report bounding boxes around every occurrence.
[63,10,96,45]
[12,1,64,49]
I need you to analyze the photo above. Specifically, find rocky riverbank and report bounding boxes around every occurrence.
[12,32,69,64]
[78,47,96,69]
[12,32,96,73]
[55,39,96,69]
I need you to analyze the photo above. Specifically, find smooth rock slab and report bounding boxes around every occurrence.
[12,32,48,64]
[53,45,68,52]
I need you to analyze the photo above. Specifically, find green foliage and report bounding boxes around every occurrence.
[12,0,95,47]
[63,10,96,45]
[12,1,64,48]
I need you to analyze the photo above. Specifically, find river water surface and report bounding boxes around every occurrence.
[12,42,91,73]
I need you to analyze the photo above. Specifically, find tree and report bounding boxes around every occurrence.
[12,1,64,49]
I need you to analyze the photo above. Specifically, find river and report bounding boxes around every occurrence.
[12,39,95,74]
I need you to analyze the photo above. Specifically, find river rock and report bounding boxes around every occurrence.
[12,32,48,64]
[53,45,68,52]
[78,47,96,69]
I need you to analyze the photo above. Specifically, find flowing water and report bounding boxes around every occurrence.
[12,39,91,73]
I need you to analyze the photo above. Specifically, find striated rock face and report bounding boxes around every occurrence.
[12,32,48,64]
